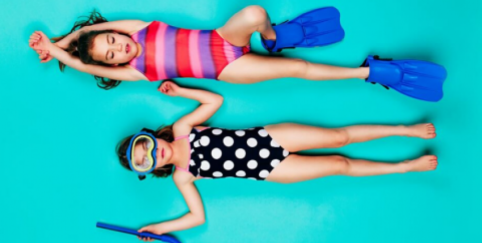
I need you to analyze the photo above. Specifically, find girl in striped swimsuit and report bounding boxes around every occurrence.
[28,6,370,89]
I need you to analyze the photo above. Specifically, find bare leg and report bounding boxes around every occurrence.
[266,155,438,183]
[265,123,436,152]
[218,54,369,84]
[216,5,276,47]
[215,6,369,84]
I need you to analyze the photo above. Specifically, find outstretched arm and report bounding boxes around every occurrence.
[137,172,205,241]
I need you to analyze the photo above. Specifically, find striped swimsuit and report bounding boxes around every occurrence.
[129,21,250,81]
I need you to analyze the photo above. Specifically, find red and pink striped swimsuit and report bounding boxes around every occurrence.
[129,21,250,81]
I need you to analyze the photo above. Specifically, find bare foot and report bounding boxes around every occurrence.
[407,123,436,139]
[403,155,438,172]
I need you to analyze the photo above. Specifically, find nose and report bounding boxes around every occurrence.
[113,43,122,52]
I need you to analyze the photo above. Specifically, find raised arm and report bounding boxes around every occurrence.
[56,20,149,49]
[158,81,224,136]
[30,31,145,81]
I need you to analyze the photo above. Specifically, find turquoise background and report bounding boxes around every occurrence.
[1,0,481,242]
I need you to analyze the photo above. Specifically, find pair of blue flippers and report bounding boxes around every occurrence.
[260,7,447,102]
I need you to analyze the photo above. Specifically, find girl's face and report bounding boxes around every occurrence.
[133,138,173,169]
[91,33,139,65]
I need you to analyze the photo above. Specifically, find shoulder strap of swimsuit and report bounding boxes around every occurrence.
[175,165,190,173]
[174,134,189,141]
[173,132,195,176]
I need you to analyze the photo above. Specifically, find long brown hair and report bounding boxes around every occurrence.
[52,10,122,90]
[116,125,175,179]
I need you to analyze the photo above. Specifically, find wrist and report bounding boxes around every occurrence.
[156,223,169,233]
[176,87,188,96]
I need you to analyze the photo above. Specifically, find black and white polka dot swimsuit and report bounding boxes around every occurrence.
[175,127,290,180]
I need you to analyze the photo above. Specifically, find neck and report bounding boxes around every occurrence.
[135,42,143,57]
[155,140,184,169]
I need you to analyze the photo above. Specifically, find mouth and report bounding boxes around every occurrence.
[126,43,130,54]
[161,148,165,159]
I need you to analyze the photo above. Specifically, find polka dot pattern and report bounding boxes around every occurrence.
[247,160,258,169]
[223,136,234,147]
[223,160,234,170]
[235,149,246,159]
[259,149,270,159]
[211,148,222,159]
[259,170,270,178]
[271,159,280,167]
[200,136,210,146]
[200,160,210,171]
[270,140,280,148]
[182,127,288,180]
[258,129,268,137]
[247,138,257,147]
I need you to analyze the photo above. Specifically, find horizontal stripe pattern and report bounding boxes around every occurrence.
[129,21,250,81]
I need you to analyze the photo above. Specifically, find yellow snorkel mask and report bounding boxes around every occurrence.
[126,129,158,180]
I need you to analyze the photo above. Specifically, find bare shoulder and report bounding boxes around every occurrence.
[172,122,193,139]
[173,169,196,186]
[129,20,152,34]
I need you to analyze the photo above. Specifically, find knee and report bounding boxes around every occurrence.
[333,156,351,175]
[242,5,268,26]
[289,59,310,77]
[332,129,350,148]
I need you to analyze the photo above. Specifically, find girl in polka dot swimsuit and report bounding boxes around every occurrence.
[117,80,438,240]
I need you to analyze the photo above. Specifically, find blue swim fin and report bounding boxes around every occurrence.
[362,55,447,102]
[262,7,345,52]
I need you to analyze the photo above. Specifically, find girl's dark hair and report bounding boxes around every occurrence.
[116,125,175,178]
[52,10,121,90]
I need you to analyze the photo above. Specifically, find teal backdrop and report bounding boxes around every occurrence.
[1,0,481,242]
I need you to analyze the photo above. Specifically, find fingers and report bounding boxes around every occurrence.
[36,50,52,63]
[138,236,152,242]
[38,50,50,60]
[138,227,148,232]
[29,35,43,49]
[158,82,170,94]
[34,30,46,38]
[29,39,39,48]
[29,32,41,44]
[29,33,41,41]
[43,56,54,63]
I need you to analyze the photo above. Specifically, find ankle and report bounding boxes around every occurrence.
[261,30,276,41]
[398,125,411,137]
[358,67,369,79]
[399,160,410,173]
